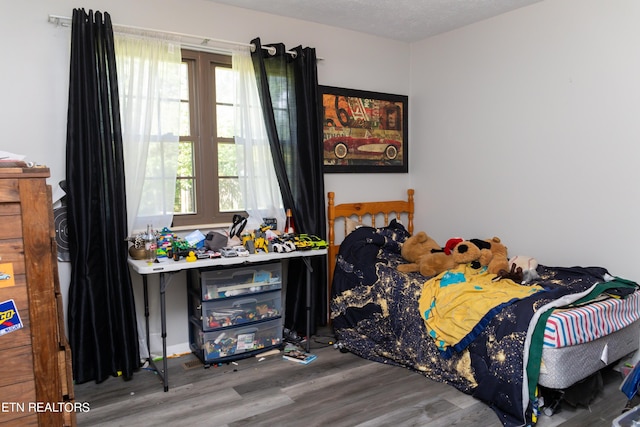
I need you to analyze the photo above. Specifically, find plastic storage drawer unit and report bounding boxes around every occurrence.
[191,263,282,301]
[190,318,283,364]
[613,405,640,427]
[191,289,282,331]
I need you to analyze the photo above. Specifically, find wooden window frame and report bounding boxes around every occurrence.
[172,49,243,228]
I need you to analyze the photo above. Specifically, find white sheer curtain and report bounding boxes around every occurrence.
[233,47,285,231]
[115,34,182,234]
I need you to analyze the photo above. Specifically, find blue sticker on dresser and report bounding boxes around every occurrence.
[0,299,23,336]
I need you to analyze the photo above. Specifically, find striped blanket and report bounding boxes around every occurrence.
[543,291,640,348]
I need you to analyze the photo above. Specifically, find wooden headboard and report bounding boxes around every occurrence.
[327,189,415,304]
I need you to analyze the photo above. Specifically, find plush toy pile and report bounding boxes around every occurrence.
[398,232,523,281]
[396,232,454,276]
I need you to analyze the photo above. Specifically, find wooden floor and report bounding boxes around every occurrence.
[74,328,635,426]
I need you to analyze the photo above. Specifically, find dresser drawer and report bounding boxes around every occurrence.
[190,289,282,331]
[0,179,20,203]
[192,262,282,301]
[189,318,282,363]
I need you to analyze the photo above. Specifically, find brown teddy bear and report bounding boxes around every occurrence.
[450,239,494,270]
[483,236,510,275]
[450,237,510,275]
[397,232,457,277]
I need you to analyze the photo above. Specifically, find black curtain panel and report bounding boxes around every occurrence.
[66,9,139,384]
[251,38,327,334]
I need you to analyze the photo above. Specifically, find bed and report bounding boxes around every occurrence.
[327,189,640,426]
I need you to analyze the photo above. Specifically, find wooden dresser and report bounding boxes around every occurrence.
[0,165,75,426]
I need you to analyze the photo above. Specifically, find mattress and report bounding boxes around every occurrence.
[536,289,640,389]
[538,318,640,389]
[543,291,640,348]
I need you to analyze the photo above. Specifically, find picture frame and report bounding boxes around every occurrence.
[320,85,408,173]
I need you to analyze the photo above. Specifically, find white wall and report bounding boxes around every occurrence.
[410,0,640,279]
[0,0,410,356]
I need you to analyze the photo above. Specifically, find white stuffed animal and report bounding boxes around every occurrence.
[509,255,540,284]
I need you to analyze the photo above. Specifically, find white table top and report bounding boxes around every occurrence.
[128,249,327,275]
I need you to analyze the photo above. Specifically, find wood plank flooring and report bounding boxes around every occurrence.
[74,328,636,426]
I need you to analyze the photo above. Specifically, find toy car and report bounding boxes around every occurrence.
[323,136,402,160]
[0,273,10,280]
[220,247,238,257]
[234,245,250,257]
[196,249,222,259]
[293,237,313,251]
[299,234,328,250]
[272,239,296,253]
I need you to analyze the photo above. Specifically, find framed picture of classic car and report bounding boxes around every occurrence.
[320,85,408,173]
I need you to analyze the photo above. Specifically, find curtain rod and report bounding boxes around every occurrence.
[47,14,296,57]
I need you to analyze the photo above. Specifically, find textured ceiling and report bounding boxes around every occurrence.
[212,0,542,42]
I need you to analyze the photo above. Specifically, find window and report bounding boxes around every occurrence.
[173,50,243,227]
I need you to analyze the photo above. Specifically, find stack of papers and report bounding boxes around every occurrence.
[0,151,25,161]
[0,151,31,168]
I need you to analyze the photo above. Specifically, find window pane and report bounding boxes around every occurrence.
[160,101,181,136]
[219,177,243,212]
[216,104,234,138]
[215,67,234,104]
[174,178,195,214]
[144,141,165,175]
[180,62,190,100]
[178,141,194,176]
[175,141,195,214]
[217,142,237,176]
[179,62,191,136]
[180,100,190,136]
[273,108,291,140]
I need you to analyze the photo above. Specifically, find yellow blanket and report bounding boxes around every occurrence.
[418,264,544,354]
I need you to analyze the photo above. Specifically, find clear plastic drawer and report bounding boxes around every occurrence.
[190,289,282,331]
[191,262,282,301]
[190,318,282,363]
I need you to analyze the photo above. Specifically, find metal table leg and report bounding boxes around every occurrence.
[142,275,151,366]
[143,271,175,392]
[302,257,313,353]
